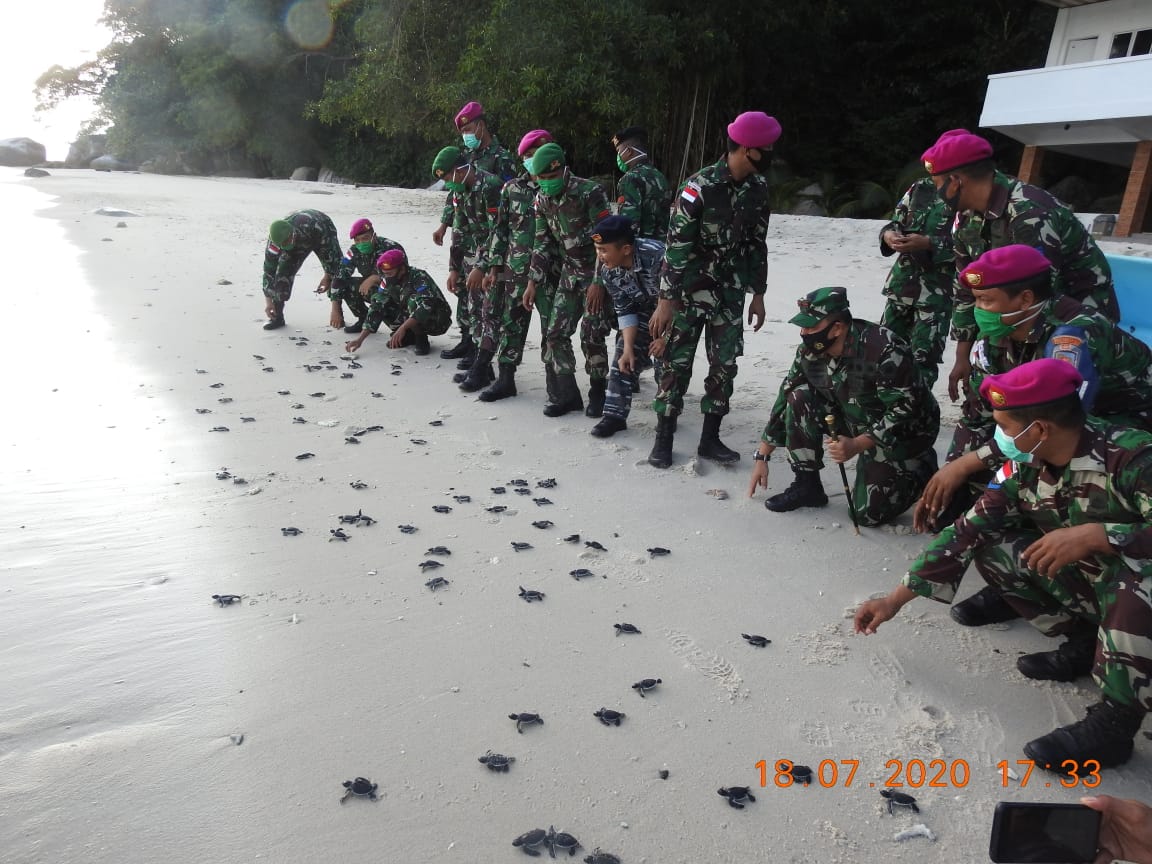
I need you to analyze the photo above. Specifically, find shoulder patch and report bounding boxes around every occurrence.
[679,181,703,217]
[268,243,282,254]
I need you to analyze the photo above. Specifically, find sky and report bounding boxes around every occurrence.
[1,0,110,160]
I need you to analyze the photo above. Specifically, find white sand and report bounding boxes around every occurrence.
[2,168,1148,863]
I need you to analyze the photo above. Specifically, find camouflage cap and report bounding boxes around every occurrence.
[789,287,850,327]
[269,219,293,246]
[431,146,467,179]
[529,142,566,176]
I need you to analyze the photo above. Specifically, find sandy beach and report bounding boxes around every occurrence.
[1,168,1148,863]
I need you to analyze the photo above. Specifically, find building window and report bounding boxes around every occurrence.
[1111,29,1152,58]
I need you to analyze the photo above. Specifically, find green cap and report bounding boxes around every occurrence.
[789,287,850,327]
[529,142,566,176]
[431,146,466,179]
[268,219,293,247]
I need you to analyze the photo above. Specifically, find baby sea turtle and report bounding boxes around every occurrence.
[585,541,607,551]
[410,438,427,445]
[340,777,378,803]
[491,486,507,495]
[209,426,230,433]
[563,534,581,543]
[196,408,212,414]
[453,494,472,503]
[511,541,533,552]
[340,372,353,379]
[293,417,307,424]
[477,750,516,772]
[217,397,233,404]
[329,528,350,542]
[593,708,625,727]
[304,364,320,372]
[548,827,582,858]
[196,369,207,374]
[309,392,325,398]
[426,546,451,556]
[432,505,452,514]
[232,477,248,485]
[344,437,360,445]
[583,850,621,864]
[291,403,305,409]
[277,389,290,396]
[371,391,383,398]
[569,568,595,580]
[390,368,401,376]
[263,367,275,373]
[210,382,224,389]
[718,786,756,809]
[514,487,531,496]
[347,361,362,370]
[425,576,449,591]
[533,497,553,506]
[532,520,554,529]
[512,828,549,856]
[518,586,545,602]
[509,712,543,733]
[398,524,417,534]
[742,633,771,647]
[537,478,557,489]
[614,623,641,636]
[212,594,242,606]
[241,417,256,423]
[216,470,231,480]
[429,419,444,427]
[281,527,303,536]
[357,513,377,526]
[486,505,507,514]
[647,547,671,557]
[509,479,529,487]
[350,481,368,490]
[419,560,443,571]
[632,677,662,697]
[339,511,362,525]
[296,452,315,460]
[880,789,919,814]
[788,763,813,785]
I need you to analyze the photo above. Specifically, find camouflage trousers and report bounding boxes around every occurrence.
[368,298,452,338]
[329,276,369,322]
[973,531,1152,711]
[478,277,509,354]
[580,308,615,383]
[779,385,937,526]
[542,272,591,376]
[262,251,311,302]
[653,288,744,417]
[493,276,534,368]
[452,264,484,342]
[603,320,655,421]
[881,290,951,389]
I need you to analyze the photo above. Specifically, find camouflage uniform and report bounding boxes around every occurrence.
[951,171,1118,343]
[878,178,955,387]
[363,266,452,337]
[654,158,771,417]
[329,235,404,322]
[596,238,665,420]
[762,318,941,526]
[449,168,504,343]
[439,137,518,228]
[904,418,1152,712]
[950,296,1152,466]
[262,209,343,302]
[527,173,612,376]
[617,161,673,239]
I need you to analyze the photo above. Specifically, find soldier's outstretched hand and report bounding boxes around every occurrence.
[649,299,677,340]
[747,459,769,498]
[345,335,366,353]
[522,281,537,312]
[432,224,447,247]
[854,586,916,635]
[1021,524,1109,577]
[747,294,765,332]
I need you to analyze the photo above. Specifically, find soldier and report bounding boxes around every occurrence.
[479,129,555,402]
[588,215,664,438]
[749,287,940,526]
[261,209,343,331]
[877,176,955,388]
[343,249,450,355]
[523,143,612,417]
[856,359,1152,771]
[429,146,503,389]
[647,111,778,468]
[611,126,673,240]
[326,218,404,334]
[919,130,1119,403]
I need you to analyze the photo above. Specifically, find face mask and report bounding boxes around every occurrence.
[444,180,466,194]
[993,421,1040,463]
[353,241,373,254]
[974,301,1045,340]
[538,176,565,196]
[801,323,837,354]
[746,148,768,174]
[522,158,534,174]
[462,133,479,149]
[937,177,962,210]
[616,154,628,173]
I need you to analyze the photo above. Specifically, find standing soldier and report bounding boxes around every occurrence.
[344,249,451,356]
[748,287,940,526]
[326,218,403,334]
[877,176,954,388]
[611,126,673,239]
[523,143,612,417]
[856,359,1152,772]
[261,209,343,331]
[647,111,778,468]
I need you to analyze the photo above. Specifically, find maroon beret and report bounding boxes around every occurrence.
[454,101,484,129]
[980,358,1083,410]
[959,245,1051,290]
[921,132,993,175]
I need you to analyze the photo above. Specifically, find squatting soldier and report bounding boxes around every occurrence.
[344,249,451,356]
[611,126,672,240]
[327,217,403,334]
[647,111,778,468]
[479,129,556,402]
[261,209,343,331]
[588,215,665,438]
[856,359,1152,772]
[430,146,503,388]
[749,287,940,526]
[877,176,955,388]
[920,130,1118,402]
[524,143,612,417]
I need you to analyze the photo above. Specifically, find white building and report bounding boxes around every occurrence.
[980,0,1152,236]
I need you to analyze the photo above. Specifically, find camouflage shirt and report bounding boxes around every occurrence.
[660,158,771,302]
[950,296,1152,465]
[449,167,504,272]
[617,161,673,239]
[905,418,1152,603]
[878,177,955,302]
[593,238,666,329]
[331,235,404,299]
[527,172,612,282]
[763,318,940,460]
[950,170,1117,342]
[364,266,451,333]
[439,136,518,225]
[486,174,538,277]
[262,209,343,293]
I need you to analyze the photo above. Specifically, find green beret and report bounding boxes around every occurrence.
[431,146,467,179]
[268,219,293,247]
[529,142,566,176]
[789,287,850,327]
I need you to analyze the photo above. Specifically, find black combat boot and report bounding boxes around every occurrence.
[263,301,286,330]
[1024,697,1144,771]
[697,414,741,464]
[542,366,559,412]
[440,332,474,360]
[412,331,431,356]
[343,319,364,334]
[585,380,607,418]
[479,365,517,401]
[1017,622,1097,682]
[590,416,627,438]
[543,374,584,417]
[949,585,1023,627]
[647,415,676,468]
[459,350,496,392]
[765,469,828,512]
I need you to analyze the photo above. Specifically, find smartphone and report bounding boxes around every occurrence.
[989,802,1101,863]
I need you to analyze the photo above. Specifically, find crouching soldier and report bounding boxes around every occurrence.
[344,250,450,355]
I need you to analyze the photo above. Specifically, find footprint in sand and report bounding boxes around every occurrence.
[801,718,833,747]
[663,629,745,698]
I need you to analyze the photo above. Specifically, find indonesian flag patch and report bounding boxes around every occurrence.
[988,460,1015,490]
[680,182,701,205]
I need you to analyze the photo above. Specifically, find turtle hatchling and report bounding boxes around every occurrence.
[563,534,580,543]
[210,382,224,389]
[410,438,427,445]
[241,417,256,423]
[511,541,533,552]
[425,576,449,591]
[532,520,554,529]
[583,849,621,864]
[215,470,231,480]
[426,546,451,556]
[647,546,671,557]
[787,763,813,785]
[432,505,452,514]
[508,712,543,733]
[209,426,230,433]
[340,777,378,803]
[452,494,472,503]
[548,827,582,858]
[293,417,307,424]
[512,828,548,856]
[514,487,531,496]
[398,524,417,534]
[329,528,350,542]
[569,568,595,580]
[196,408,211,414]
[309,392,325,398]
[490,486,507,495]
[536,478,557,489]
[742,633,771,647]
[277,389,290,395]
[281,527,303,537]
[632,677,661,697]
[509,479,528,487]
[585,540,607,551]
[477,750,516,772]
[428,419,443,427]
[344,436,360,445]
[357,513,376,526]
[593,708,625,727]
[350,481,368,490]
[518,586,545,602]
[533,497,553,506]
[212,594,242,606]
[614,623,641,636]
[419,560,443,572]
[296,452,315,460]
[486,505,507,514]
[339,511,362,525]
[880,789,919,814]
[718,786,756,809]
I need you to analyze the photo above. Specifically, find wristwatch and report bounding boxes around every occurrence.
[752,452,769,462]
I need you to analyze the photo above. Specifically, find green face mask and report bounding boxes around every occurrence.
[444,181,466,194]
[616,154,628,173]
[974,301,1045,340]
[353,241,373,254]
[538,176,565,196]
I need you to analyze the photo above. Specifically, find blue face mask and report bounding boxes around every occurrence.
[462,133,480,149]
[993,420,1040,463]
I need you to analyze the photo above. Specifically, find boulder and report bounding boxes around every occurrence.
[318,165,353,185]
[0,137,47,166]
[66,134,106,167]
[791,199,827,217]
[139,152,190,175]
[1047,175,1097,212]
[291,166,318,181]
[24,167,50,178]
[90,155,136,172]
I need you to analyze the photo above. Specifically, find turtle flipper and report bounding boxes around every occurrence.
[728,798,744,809]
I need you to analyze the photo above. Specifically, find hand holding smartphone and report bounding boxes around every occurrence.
[990,802,1101,863]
